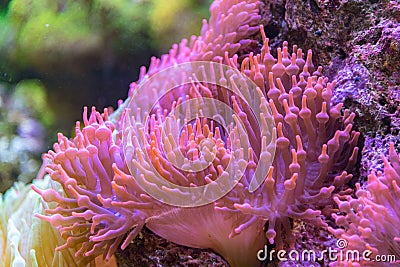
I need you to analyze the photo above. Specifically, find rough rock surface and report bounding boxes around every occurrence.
[115,229,228,266]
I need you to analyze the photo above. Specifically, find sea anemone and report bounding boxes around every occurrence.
[32,64,275,267]
[329,142,400,266]
[32,1,267,266]
[32,0,361,266]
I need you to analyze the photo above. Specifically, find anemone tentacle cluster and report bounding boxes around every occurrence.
[216,29,360,250]
[32,107,153,262]
[329,142,400,267]
[31,0,362,266]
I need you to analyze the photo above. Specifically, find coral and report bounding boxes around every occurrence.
[329,142,400,266]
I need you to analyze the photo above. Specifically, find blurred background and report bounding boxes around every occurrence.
[0,0,212,192]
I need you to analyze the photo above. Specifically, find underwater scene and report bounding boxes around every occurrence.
[0,0,399,266]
